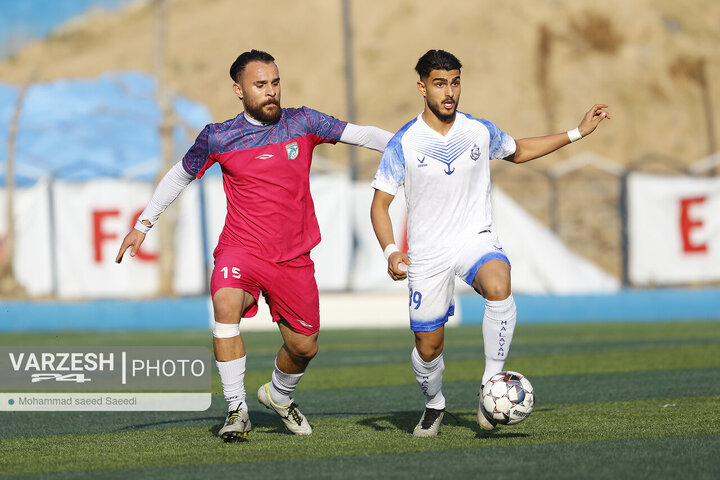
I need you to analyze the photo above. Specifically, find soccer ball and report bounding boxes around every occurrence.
[481,371,535,425]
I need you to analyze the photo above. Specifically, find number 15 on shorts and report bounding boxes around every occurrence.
[221,266,242,279]
[409,288,422,310]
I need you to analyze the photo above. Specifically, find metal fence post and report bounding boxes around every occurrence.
[618,171,630,287]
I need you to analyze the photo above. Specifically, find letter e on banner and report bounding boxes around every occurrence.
[679,196,707,254]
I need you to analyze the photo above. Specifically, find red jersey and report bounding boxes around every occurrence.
[182,107,347,261]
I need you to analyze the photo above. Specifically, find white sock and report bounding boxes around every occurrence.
[411,347,446,410]
[482,295,517,386]
[216,356,246,411]
[268,361,304,406]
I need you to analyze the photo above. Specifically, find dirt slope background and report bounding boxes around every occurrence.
[1,0,718,278]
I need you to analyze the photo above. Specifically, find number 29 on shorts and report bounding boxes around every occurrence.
[409,288,422,310]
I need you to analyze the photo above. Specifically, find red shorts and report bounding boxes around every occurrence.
[210,246,319,335]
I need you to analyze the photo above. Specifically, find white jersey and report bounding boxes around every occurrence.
[371,111,516,275]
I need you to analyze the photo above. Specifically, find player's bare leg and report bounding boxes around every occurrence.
[414,327,445,362]
[257,319,317,435]
[213,287,256,441]
[275,319,319,374]
[473,259,516,430]
[411,327,447,436]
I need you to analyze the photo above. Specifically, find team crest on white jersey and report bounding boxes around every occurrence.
[286,142,299,160]
[470,144,480,161]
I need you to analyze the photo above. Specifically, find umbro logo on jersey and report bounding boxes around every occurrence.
[255,154,274,160]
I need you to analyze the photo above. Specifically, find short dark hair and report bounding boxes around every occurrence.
[414,50,462,79]
[229,49,275,82]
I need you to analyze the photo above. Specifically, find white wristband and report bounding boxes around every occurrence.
[383,243,400,261]
[567,128,582,143]
[134,219,152,234]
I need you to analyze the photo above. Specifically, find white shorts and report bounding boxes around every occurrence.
[408,231,510,332]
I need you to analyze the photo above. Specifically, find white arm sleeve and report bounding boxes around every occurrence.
[134,161,194,233]
[339,123,394,152]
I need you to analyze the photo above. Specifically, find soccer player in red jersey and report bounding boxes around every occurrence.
[116,50,392,440]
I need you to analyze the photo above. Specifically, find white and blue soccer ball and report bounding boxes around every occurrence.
[482,371,535,425]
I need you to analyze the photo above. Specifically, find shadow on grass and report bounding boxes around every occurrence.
[357,410,418,434]
[357,410,532,439]
[116,410,285,434]
[474,430,530,439]
[115,415,218,432]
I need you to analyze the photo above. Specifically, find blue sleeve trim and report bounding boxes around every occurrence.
[463,113,514,160]
[372,117,416,188]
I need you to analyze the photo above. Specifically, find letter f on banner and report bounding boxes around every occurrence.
[93,210,120,262]
[679,196,707,253]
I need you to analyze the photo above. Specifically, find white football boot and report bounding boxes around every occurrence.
[413,407,445,437]
[477,386,498,431]
[257,383,312,435]
[218,403,251,441]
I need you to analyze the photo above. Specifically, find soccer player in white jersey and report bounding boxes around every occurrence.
[370,49,610,437]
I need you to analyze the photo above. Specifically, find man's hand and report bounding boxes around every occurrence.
[578,104,611,137]
[387,251,411,281]
[115,229,146,264]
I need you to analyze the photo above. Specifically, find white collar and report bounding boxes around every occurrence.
[243,111,273,126]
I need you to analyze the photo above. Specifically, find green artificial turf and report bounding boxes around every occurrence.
[1,321,719,478]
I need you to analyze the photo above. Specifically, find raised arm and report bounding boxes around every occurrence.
[339,123,394,152]
[115,161,194,263]
[505,104,610,164]
[370,189,410,281]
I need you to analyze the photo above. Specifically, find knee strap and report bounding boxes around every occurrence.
[213,322,241,338]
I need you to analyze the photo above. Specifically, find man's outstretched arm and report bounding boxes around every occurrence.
[505,104,610,164]
[340,124,394,152]
[115,161,194,263]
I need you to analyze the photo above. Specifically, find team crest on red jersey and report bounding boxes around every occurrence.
[285,142,299,160]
